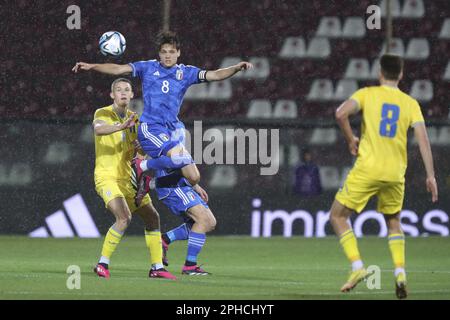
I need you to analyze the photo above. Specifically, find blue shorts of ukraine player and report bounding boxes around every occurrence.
[160,186,209,221]
[138,121,187,159]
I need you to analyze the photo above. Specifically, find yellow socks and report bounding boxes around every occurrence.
[339,229,363,270]
[145,230,163,268]
[100,226,124,264]
[388,233,405,275]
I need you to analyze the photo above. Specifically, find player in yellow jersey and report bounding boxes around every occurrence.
[93,78,176,280]
[329,54,438,299]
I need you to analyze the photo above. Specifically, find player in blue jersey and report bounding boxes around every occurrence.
[73,31,250,274]
[72,31,252,193]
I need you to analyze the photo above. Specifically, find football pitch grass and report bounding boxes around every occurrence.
[0,236,449,300]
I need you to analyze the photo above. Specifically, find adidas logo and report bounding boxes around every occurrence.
[153,71,160,76]
[29,194,100,238]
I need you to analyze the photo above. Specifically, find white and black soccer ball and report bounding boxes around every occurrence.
[99,31,126,57]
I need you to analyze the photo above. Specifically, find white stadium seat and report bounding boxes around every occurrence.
[439,18,450,39]
[380,38,405,56]
[380,0,401,18]
[184,83,209,100]
[279,37,306,58]
[401,0,425,18]
[437,127,450,146]
[245,57,270,80]
[344,58,371,79]
[405,38,429,60]
[319,166,341,190]
[208,80,232,100]
[342,17,366,38]
[306,79,334,101]
[306,38,331,59]
[247,100,272,119]
[370,59,380,79]
[443,61,450,81]
[334,79,358,100]
[316,17,342,38]
[44,142,71,164]
[273,100,298,118]
[209,166,237,188]
[287,145,300,167]
[310,128,337,145]
[409,80,433,102]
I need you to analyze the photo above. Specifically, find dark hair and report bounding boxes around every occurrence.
[380,54,403,80]
[155,30,180,51]
[111,78,132,92]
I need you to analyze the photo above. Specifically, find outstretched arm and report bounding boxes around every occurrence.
[205,61,253,81]
[414,123,438,202]
[335,99,360,156]
[93,112,136,136]
[72,62,132,75]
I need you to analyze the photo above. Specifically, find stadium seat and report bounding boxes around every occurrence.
[319,166,341,190]
[334,79,358,100]
[405,38,430,60]
[306,38,331,59]
[287,145,300,167]
[316,17,342,38]
[380,38,405,56]
[44,142,71,164]
[0,164,7,185]
[79,125,94,144]
[380,0,401,18]
[443,61,450,81]
[208,80,232,100]
[439,18,450,39]
[279,37,306,58]
[401,0,425,18]
[437,127,450,146]
[245,57,270,80]
[309,128,337,145]
[344,58,371,79]
[273,100,298,118]
[370,58,380,79]
[247,100,272,118]
[306,79,334,101]
[409,80,433,102]
[342,17,366,38]
[209,166,237,188]
[184,83,209,100]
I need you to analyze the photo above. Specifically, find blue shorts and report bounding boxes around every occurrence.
[138,122,185,158]
[161,186,209,219]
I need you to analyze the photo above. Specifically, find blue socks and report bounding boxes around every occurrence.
[186,232,206,265]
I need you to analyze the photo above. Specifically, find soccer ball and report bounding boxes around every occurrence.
[99,31,126,57]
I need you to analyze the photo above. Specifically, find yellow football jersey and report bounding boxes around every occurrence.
[93,105,139,182]
[350,85,425,182]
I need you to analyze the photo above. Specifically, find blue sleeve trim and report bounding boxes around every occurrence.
[128,63,137,77]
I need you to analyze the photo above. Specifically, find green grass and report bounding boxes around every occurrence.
[0,236,449,300]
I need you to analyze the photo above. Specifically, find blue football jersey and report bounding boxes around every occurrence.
[128,60,207,125]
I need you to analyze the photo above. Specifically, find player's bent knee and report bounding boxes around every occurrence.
[208,215,217,232]
[116,215,132,229]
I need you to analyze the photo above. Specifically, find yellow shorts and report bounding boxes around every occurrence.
[95,179,151,213]
[335,170,404,214]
